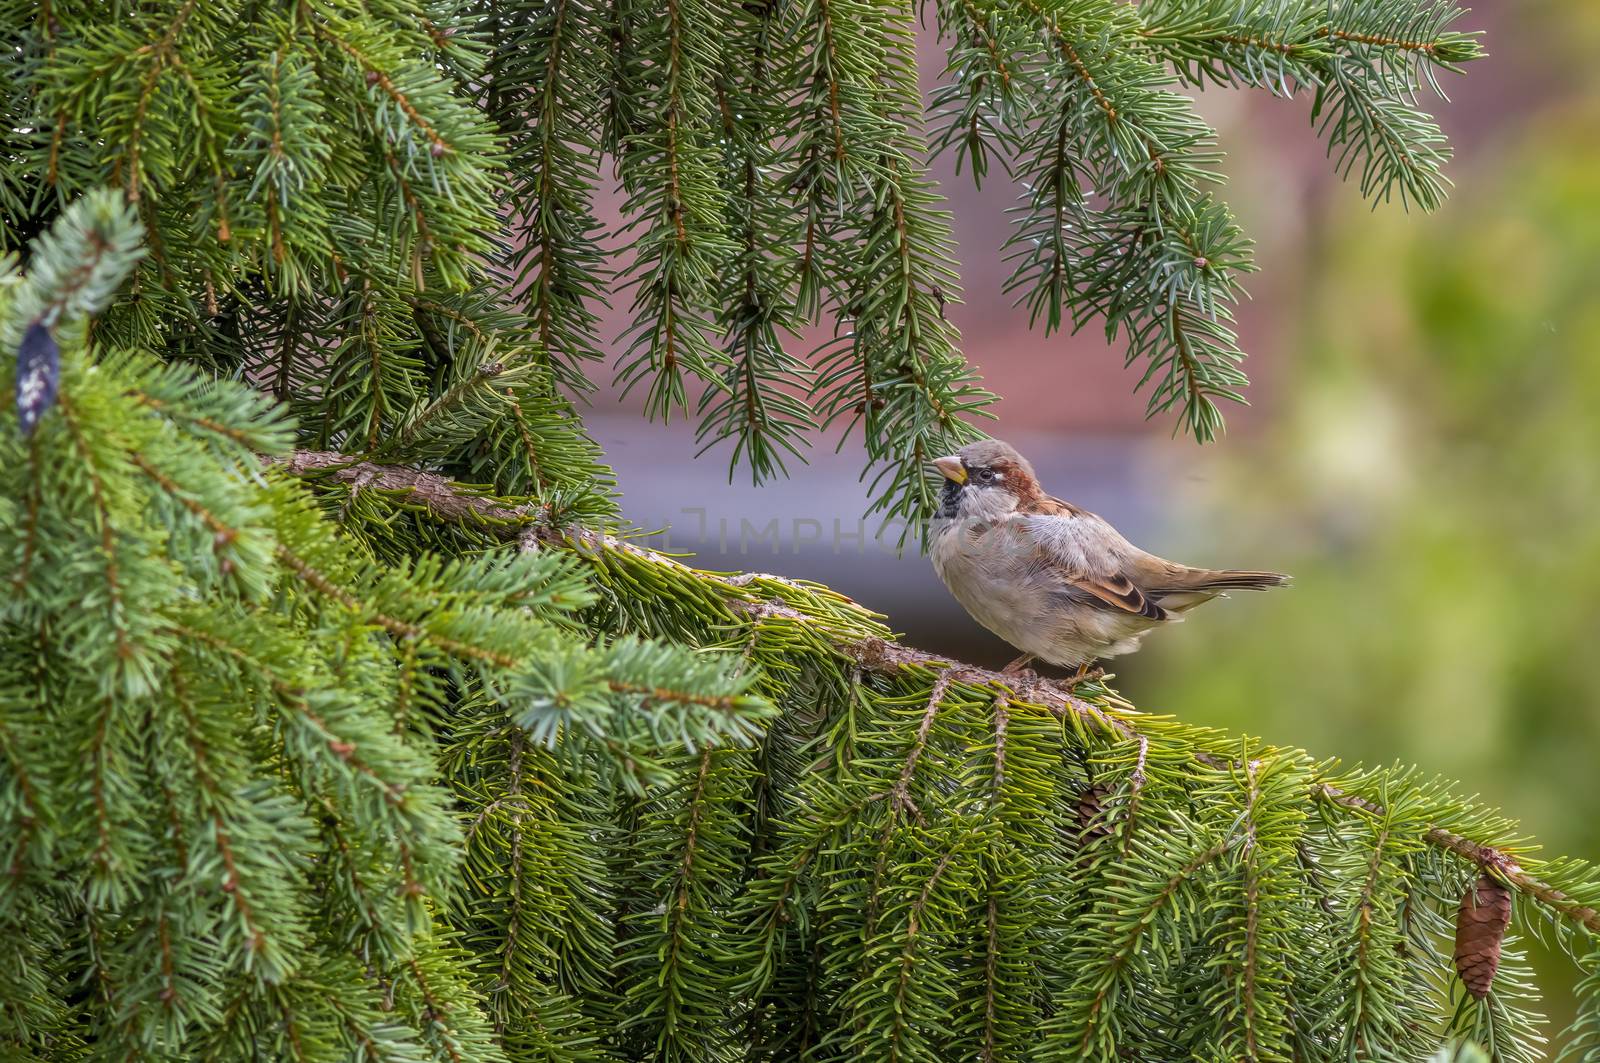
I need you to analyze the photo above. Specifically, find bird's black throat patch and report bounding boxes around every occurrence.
[937,479,963,519]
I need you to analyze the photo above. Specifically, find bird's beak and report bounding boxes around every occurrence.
[932,456,966,484]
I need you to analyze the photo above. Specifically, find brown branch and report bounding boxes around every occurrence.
[1317,27,1438,55]
[157,908,178,1007]
[0,665,41,879]
[496,728,529,1028]
[889,846,958,1062]
[658,749,716,998]
[274,547,518,669]
[272,451,1600,937]
[1119,733,1149,857]
[173,623,408,808]
[171,670,269,956]
[982,888,1002,1063]
[956,0,1014,88]
[499,392,547,491]
[813,0,848,162]
[1195,32,1306,57]
[124,0,200,201]
[864,672,957,939]
[318,30,450,155]
[1079,838,1232,1053]
[1018,0,1115,122]
[888,670,954,818]
[47,109,66,187]
[318,796,382,929]
[14,435,43,593]
[990,695,1009,802]
[1320,785,1600,935]
[981,695,1009,1063]
[57,396,132,665]
[1141,25,1446,59]
[606,678,742,711]
[1241,758,1262,1060]
[377,140,435,273]
[132,390,261,447]
[258,47,297,266]
[407,955,465,1063]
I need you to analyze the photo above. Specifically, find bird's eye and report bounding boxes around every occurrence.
[976,468,996,483]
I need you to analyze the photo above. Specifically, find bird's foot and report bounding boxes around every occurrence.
[1062,663,1106,688]
[1000,653,1037,678]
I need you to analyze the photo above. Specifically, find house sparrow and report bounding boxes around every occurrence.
[929,439,1288,675]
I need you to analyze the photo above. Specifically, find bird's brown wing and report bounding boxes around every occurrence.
[1067,570,1167,620]
[1009,497,1169,621]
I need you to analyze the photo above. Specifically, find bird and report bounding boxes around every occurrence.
[928,439,1288,678]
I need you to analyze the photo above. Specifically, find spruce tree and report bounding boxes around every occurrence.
[2,2,1595,1061]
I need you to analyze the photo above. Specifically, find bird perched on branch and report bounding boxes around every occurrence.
[929,439,1288,677]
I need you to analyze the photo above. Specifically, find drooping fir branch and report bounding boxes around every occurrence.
[1137,0,1484,208]
[610,0,737,420]
[1,195,800,1061]
[1,199,510,1059]
[614,746,753,1060]
[444,720,617,1061]
[927,0,1480,441]
[482,0,613,394]
[696,0,815,482]
[784,0,991,537]
[272,448,1600,945]
[928,0,1030,185]
[965,0,1257,442]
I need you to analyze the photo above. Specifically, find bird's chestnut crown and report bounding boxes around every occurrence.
[931,439,1039,495]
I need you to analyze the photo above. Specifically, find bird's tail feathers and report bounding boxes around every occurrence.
[1189,569,1291,592]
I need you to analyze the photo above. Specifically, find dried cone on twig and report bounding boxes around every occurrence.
[1453,873,1512,998]
[1076,782,1112,847]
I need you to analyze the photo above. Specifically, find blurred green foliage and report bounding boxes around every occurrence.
[1131,91,1600,1044]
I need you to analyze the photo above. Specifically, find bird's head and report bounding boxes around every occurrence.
[931,439,1041,520]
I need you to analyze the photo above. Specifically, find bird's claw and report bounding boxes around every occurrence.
[996,657,1104,697]
[1000,653,1035,676]
[1063,665,1106,688]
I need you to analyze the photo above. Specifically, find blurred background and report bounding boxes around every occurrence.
[586,0,1600,1041]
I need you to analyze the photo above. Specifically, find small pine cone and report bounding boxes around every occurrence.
[1076,782,1112,846]
[1453,873,1512,999]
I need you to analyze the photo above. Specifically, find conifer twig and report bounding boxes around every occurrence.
[273,450,1600,936]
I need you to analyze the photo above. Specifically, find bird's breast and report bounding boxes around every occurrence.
[931,523,1040,630]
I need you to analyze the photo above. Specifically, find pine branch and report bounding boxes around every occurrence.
[610,0,735,421]
[274,450,1600,942]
